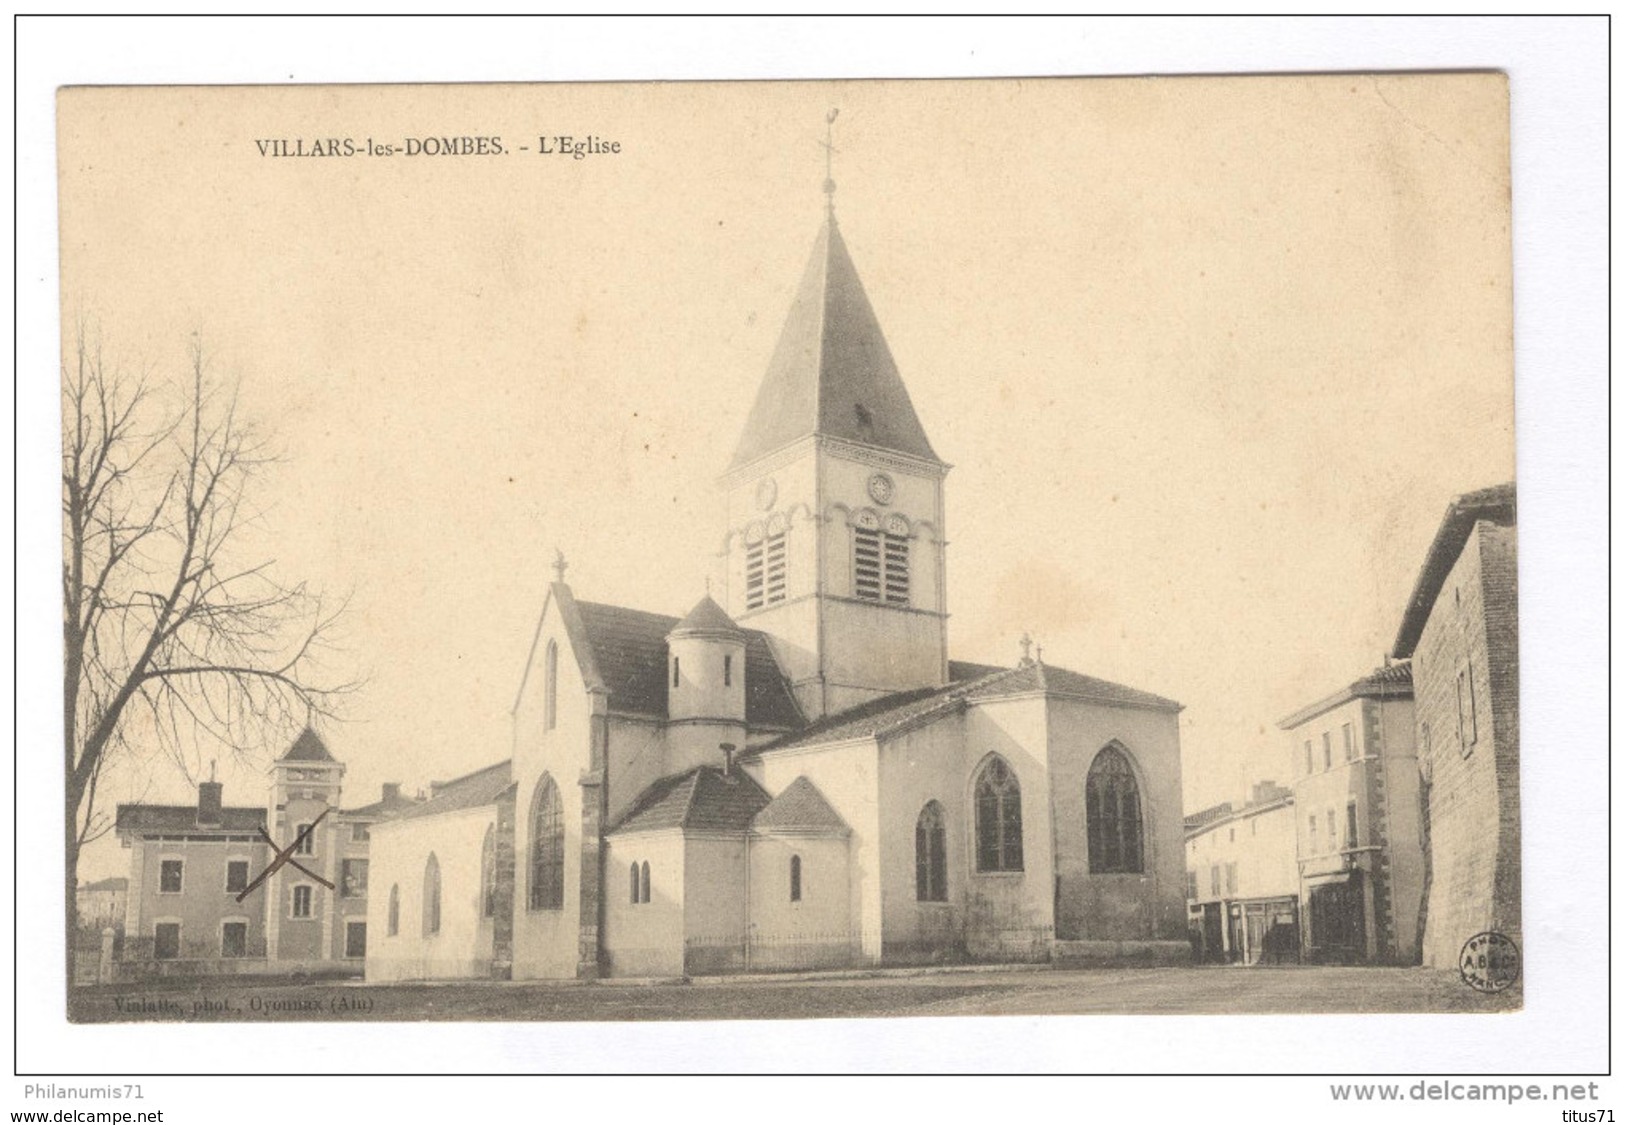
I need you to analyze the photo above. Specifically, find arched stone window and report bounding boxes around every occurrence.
[528,774,565,911]
[543,640,559,731]
[915,800,948,901]
[640,861,651,905]
[974,756,1023,872]
[1087,744,1145,874]
[387,884,399,936]
[789,854,802,902]
[629,860,641,905]
[422,854,441,937]
[480,826,496,918]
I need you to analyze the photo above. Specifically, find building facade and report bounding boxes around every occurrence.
[76,878,128,933]
[1281,663,1425,965]
[366,202,1190,982]
[1184,783,1299,965]
[1391,483,1519,968]
[113,730,415,976]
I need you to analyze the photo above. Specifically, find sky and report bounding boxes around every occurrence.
[57,75,1514,880]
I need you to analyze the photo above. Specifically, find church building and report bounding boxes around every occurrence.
[365,196,1190,982]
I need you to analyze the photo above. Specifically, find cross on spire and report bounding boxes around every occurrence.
[552,549,568,583]
[820,108,840,215]
[1019,632,1033,665]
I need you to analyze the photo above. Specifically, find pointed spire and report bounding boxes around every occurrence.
[729,215,941,471]
[278,726,336,763]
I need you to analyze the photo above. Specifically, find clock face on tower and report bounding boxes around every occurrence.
[867,473,894,505]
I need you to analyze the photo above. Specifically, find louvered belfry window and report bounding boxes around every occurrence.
[744,527,788,611]
[853,513,909,605]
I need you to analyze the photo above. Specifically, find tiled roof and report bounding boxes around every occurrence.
[608,766,771,835]
[1000,662,1183,712]
[575,600,802,728]
[1351,661,1414,693]
[116,805,266,834]
[753,659,1180,756]
[671,594,743,635]
[1183,802,1234,832]
[81,877,128,892]
[751,776,849,833]
[1393,482,1516,658]
[948,659,1006,682]
[752,683,966,753]
[729,219,941,471]
[1278,660,1414,730]
[278,727,337,763]
[342,791,423,819]
[393,760,512,822]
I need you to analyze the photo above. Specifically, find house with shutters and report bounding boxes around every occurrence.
[364,194,1190,982]
[111,729,417,976]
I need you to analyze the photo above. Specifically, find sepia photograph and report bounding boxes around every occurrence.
[15,14,1608,1095]
[56,70,1521,1020]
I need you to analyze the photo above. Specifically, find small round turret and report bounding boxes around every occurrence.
[666,595,747,725]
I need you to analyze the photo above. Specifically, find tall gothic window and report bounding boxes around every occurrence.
[387,884,399,936]
[852,512,909,605]
[629,861,641,905]
[1086,745,1144,874]
[789,854,802,902]
[974,756,1023,872]
[544,640,559,731]
[480,826,497,918]
[422,853,441,937]
[528,774,565,910]
[640,861,651,905]
[915,800,948,901]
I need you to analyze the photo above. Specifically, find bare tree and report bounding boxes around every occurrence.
[61,323,351,981]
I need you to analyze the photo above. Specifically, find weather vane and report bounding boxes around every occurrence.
[821,108,840,213]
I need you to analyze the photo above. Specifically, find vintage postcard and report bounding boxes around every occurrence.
[55,72,1524,1037]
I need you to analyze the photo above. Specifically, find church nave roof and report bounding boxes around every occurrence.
[749,658,1181,756]
[392,759,512,822]
[571,598,803,729]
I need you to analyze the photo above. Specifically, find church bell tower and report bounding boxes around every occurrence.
[719,143,948,720]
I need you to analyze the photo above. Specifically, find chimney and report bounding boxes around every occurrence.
[197,781,223,825]
[720,742,736,776]
[381,782,401,803]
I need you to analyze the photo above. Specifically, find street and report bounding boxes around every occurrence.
[69,963,1520,1023]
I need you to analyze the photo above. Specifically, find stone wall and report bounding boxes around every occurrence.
[1414,520,1520,966]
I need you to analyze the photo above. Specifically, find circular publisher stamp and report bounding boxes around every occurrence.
[1458,931,1521,993]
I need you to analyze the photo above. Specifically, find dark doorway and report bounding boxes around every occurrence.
[1199,902,1225,963]
[1308,874,1367,964]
